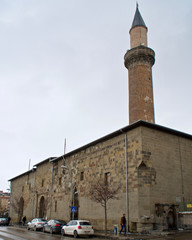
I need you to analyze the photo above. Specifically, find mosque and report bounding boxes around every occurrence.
[9,5,192,232]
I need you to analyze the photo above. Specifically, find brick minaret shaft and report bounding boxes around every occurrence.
[124,4,155,124]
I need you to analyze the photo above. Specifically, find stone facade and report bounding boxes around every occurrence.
[9,121,192,232]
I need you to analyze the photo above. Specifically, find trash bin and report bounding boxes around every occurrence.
[114,224,118,235]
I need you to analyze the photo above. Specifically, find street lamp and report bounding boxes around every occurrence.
[61,165,77,220]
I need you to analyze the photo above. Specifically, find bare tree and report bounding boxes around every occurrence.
[89,179,120,234]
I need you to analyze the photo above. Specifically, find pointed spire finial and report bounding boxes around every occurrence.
[131,3,147,30]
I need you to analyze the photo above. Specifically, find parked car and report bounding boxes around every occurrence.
[0,218,8,226]
[27,218,47,231]
[43,219,66,234]
[61,220,94,238]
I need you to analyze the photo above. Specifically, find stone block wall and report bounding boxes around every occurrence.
[138,126,192,231]
[10,171,34,223]
[9,124,192,232]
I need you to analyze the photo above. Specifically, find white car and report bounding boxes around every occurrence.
[61,220,94,238]
[27,218,47,231]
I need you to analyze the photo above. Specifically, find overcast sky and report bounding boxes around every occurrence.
[0,0,192,192]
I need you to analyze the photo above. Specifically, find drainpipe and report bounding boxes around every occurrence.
[125,133,129,233]
[32,166,37,218]
[178,137,184,207]
[50,162,54,219]
[72,180,74,220]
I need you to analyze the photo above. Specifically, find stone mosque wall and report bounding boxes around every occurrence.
[9,123,192,232]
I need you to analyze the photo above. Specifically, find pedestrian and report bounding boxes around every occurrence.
[22,216,26,226]
[7,216,11,226]
[119,213,126,235]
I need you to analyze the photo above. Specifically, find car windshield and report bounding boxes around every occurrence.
[38,219,46,222]
[55,220,61,223]
[67,221,72,226]
[79,222,91,226]
[60,221,66,224]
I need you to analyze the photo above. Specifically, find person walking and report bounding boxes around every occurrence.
[22,216,26,226]
[7,216,11,226]
[119,213,126,235]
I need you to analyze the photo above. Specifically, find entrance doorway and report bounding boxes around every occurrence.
[39,196,45,218]
[167,208,177,229]
[18,197,24,223]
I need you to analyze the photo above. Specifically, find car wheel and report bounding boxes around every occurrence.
[74,230,78,238]
[50,228,53,234]
[61,229,65,236]
[34,226,37,231]
[27,226,30,230]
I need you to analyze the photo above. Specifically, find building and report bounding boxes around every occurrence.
[0,191,10,217]
[9,5,192,232]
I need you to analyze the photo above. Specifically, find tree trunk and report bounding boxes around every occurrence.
[104,201,107,235]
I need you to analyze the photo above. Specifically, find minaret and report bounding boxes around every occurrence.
[124,4,155,124]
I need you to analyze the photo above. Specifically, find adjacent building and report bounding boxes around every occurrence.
[0,191,10,217]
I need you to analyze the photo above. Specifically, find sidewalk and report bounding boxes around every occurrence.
[94,229,190,240]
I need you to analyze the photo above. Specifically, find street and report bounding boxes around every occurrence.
[1,226,192,240]
[0,226,101,240]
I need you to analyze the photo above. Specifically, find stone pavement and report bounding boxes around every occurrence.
[94,229,192,240]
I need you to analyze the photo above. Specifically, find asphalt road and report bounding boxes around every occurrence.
[1,226,192,240]
[0,226,101,240]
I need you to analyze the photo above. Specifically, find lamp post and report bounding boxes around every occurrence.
[61,165,77,220]
[72,189,78,220]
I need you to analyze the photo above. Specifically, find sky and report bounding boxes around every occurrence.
[0,0,192,192]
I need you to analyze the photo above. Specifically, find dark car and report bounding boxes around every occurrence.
[27,218,47,231]
[43,219,66,234]
[0,218,8,226]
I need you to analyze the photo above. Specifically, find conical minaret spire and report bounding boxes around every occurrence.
[129,3,148,49]
[131,3,146,29]
[124,5,155,124]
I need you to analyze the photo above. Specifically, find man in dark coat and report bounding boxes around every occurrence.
[119,213,126,235]
[7,216,11,225]
[22,216,26,226]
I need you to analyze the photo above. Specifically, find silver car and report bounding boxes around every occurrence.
[61,220,94,238]
[0,218,8,226]
[27,218,47,231]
